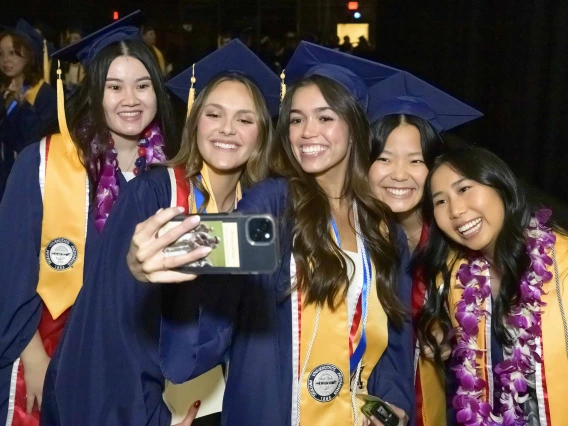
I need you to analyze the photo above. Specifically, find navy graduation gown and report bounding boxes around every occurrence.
[0,82,58,200]
[161,177,415,426]
[41,167,414,426]
[0,142,100,423]
[41,168,174,426]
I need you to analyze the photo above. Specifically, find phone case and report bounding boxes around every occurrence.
[159,213,279,274]
[357,394,401,426]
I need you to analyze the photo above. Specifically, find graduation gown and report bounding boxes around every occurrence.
[41,167,415,426]
[0,81,57,200]
[0,142,102,425]
[161,176,416,426]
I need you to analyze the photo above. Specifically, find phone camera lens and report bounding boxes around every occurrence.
[249,218,273,243]
[259,220,270,232]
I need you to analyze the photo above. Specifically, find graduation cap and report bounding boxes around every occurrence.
[368,71,483,132]
[166,39,280,117]
[50,10,143,67]
[283,41,400,111]
[13,19,44,60]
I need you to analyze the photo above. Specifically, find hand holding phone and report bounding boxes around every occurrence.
[127,207,212,283]
[357,394,405,426]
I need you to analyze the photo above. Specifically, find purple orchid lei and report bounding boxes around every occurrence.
[451,209,556,426]
[93,120,166,232]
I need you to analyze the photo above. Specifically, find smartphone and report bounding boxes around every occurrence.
[158,213,279,274]
[357,394,401,426]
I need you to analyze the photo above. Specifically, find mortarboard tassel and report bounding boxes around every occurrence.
[43,39,50,85]
[186,64,196,118]
[56,61,74,154]
[280,70,286,103]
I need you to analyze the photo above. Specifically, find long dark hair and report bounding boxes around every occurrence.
[416,146,566,366]
[168,73,274,209]
[275,75,405,326]
[0,31,42,89]
[66,38,178,191]
[370,114,445,168]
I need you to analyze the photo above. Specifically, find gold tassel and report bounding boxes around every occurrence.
[280,70,286,103]
[43,39,50,85]
[186,63,196,118]
[56,61,74,155]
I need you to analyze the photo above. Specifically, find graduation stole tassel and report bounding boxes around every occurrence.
[56,61,74,154]
[186,63,196,119]
[43,39,50,85]
[280,70,286,103]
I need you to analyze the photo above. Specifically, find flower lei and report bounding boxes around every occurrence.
[452,209,556,426]
[93,120,166,231]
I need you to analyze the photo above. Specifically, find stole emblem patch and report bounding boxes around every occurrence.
[307,364,344,403]
[45,238,78,271]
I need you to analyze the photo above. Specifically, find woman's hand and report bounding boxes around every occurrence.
[421,327,451,361]
[20,332,50,413]
[173,400,200,426]
[362,403,407,426]
[5,79,25,104]
[127,207,212,283]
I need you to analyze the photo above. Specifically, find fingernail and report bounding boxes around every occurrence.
[177,206,185,213]
[194,400,201,409]
[202,247,212,254]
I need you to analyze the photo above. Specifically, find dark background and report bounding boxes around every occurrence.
[4,0,567,202]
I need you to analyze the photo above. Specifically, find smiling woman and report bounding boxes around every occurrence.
[0,12,178,426]
[416,146,568,426]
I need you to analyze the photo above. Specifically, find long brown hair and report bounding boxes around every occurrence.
[168,73,274,210]
[275,75,405,325]
[0,31,42,89]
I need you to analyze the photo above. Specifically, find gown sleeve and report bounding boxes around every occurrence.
[367,227,415,422]
[0,143,43,367]
[160,178,286,384]
[41,169,173,426]
[0,144,43,420]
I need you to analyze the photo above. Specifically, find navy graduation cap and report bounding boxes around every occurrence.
[13,19,44,60]
[368,71,483,132]
[51,10,144,67]
[166,39,281,117]
[283,41,400,111]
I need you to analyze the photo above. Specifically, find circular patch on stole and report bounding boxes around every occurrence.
[307,364,344,402]
[45,238,78,271]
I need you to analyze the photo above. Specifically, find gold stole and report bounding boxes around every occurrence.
[448,235,568,425]
[417,355,446,425]
[164,163,242,423]
[24,80,45,106]
[418,271,450,426]
[152,45,167,75]
[298,260,388,424]
[539,233,568,425]
[37,133,88,319]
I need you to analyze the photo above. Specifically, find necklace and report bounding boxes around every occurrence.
[451,209,555,425]
[93,121,166,231]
